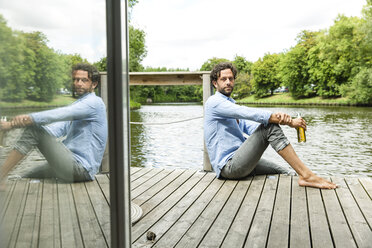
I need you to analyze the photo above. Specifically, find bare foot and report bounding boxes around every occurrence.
[298,174,337,189]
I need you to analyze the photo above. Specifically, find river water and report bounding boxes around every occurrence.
[130,103,372,177]
[2,104,372,177]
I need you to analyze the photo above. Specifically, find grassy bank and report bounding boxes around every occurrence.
[0,95,142,110]
[237,93,359,106]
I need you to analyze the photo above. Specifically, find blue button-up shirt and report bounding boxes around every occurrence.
[30,92,108,180]
[204,92,272,178]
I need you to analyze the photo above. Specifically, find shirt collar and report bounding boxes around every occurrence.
[215,91,236,103]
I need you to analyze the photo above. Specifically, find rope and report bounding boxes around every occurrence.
[130,116,203,125]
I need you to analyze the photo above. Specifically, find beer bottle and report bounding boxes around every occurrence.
[296,113,306,143]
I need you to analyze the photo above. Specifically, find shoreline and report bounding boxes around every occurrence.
[237,101,371,107]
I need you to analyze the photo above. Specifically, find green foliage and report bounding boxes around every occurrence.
[21,32,65,102]
[279,31,318,98]
[340,67,372,104]
[129,25,147,72]
[0,15,26,102]
[200,57,230,71]
[307,15,365,98]
[233,72,253,99]
[233,55,252,74]
[252,53,281,98]
[93,57,107,71]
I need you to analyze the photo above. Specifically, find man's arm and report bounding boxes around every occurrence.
[0,115,34,131]
[269,112,307,130]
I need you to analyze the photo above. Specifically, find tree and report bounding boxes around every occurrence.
[200,57,230,71]
[252,53,281,98]
[233,55,252,74]
[231,55,253,99]
[0,15,27,102]
[340,67,372,104]
[279,31,318,98]
[21,32,63,102]
[307,15,365,97]
[129,25,147,72]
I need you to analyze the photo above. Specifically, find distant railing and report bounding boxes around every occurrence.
[99,71,213,173]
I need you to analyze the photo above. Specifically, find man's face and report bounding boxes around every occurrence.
[72,70,97,96]
[213,68,235,97]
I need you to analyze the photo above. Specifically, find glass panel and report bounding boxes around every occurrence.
[0,1,112,246]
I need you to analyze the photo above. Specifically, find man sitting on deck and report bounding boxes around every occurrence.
[204,62,336,189]
[0,63,107,188]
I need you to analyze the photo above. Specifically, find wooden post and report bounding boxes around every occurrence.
[202,73,213,172]
[100,73,109,173]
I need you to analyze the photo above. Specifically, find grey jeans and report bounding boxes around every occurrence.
[221,123,291,179]
[14,126,91,182]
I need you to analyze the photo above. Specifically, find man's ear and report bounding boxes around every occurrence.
[92,82,98,89]
[212,80,217,88]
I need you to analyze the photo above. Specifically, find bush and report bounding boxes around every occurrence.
[340,67,372,104]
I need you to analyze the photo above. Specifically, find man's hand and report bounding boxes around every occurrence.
[11,115,32,128]
[270,112,307,130]
[289,117,307,130]
[0,121,12,131]
[275,112,292,125]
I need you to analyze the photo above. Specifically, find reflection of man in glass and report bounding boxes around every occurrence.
[0,63,107,188]
[205,62,336,189]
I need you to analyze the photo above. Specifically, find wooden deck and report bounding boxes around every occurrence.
[0,167,371,247]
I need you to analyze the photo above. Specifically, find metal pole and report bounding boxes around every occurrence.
[106,0,132,247]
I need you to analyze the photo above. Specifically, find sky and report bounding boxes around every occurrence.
[0,0,367,70]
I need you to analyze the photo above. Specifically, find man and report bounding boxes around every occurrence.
[204,62,336,189]
[0,63,107,187]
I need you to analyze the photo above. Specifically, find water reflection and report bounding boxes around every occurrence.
[130,104,372,177]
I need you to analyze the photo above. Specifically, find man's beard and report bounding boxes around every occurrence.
[220,86,233,97]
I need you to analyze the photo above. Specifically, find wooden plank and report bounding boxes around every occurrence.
[307,186,333,248]
[221,175,266,248]
[0,180,29,248]
[5,179,31,248]
[85,180,111,245]
[132,170,204,241]
[132,169,185,205]
[199,178,253,247]
[131,167,155,182]
[129,72,206,86]
[359,177,372,198]
[333,177,372,248]
[71,182,108,247]
[57,182,84,248]
[131,168,164,190]
[346,177,372,228]
[322,181,357,248]
[132,172,216,246]
[11,179,42,248]
[244,175,278,248]
[290,176,311,248]
[96,174,110,204]
[0,179,16,223]
[131,166,141,174]
[152,177,224,248]
[131,169,174,199]
[267,175,292,248]
[175,180,238,247]
[31,180,43,248]
[38,179,61,248]
[134,169,196,216]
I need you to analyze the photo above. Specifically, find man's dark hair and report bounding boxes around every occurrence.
[72,63,100,86]
[210,62,238,86]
